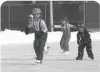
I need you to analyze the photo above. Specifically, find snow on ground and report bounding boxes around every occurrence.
[0,29,100,44]
[0,29,100,72]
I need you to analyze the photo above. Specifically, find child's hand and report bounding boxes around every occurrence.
[77,41,82,45]
[61,20,66,24]
[73,25,77,29]
[79,42,83,45]
[51,25,55,28]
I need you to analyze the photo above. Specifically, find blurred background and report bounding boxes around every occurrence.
[1,1,100,32]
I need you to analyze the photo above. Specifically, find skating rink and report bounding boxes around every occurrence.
[0,30,100,72]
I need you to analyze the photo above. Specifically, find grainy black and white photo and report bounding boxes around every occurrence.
[0,1,100,72]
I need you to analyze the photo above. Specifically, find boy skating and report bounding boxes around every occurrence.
[76,24,94,60]
[25,8,48,64]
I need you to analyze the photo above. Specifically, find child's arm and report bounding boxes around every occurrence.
[68,24,77,29]
[40,20,48,33]
[53,25,62,29]
[84,30,91,44]
[28,23,33,28]
[77,32,83,45]
[77,32,80,45]
[25,21,33,35]
[48,25,55,29]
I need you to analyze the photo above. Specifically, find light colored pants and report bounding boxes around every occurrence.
[60,34,71,51]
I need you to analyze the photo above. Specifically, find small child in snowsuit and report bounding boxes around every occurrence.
[76,24,94,60]
[60,17,76,55]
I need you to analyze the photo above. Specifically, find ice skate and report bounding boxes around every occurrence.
[90,56,94,60]
[61,49,65,53]
[34,60,42,64]
[44,46,50,54]
[63,51,70,55]
[76,57,83,60]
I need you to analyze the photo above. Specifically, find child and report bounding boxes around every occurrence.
[76,24,94,60]
[28,14,34,29]
[26,13,49,58]
[27,8,48,64]
[25,14,33,35]
[60,17,76,55]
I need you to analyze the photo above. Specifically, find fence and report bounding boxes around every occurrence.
[1,3,50,31]
[1,1,99,31]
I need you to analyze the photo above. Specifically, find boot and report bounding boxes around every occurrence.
[76,57,83,60]
[90,56,94,60]
[35,60,42,64]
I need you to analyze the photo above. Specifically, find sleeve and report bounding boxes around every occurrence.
[40,20,48,33]
[87,32,90,39]
[67,24,74,28]
[84,30,91,43]
[53,25,62,28]
[77,32,80,44]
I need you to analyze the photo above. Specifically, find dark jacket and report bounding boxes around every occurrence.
[77,28,91,45]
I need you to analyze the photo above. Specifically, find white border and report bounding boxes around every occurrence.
[0,0,100,71]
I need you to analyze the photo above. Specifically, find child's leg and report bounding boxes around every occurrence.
[36,33,47,61]
[60,36,64,50]
[86,43,94,59]
[34,37,39,58]
[64,40,69,51]
[64,36,70,51]
[77,44,85,59]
